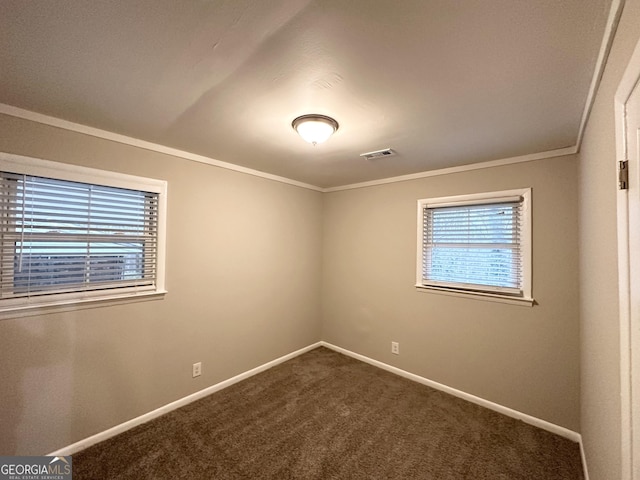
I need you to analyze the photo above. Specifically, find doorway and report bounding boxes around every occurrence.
[616,34,640,480]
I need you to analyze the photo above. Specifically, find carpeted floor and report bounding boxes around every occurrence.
[73,347,583,479]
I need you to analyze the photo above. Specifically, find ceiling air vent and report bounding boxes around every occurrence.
[360,148,396,160]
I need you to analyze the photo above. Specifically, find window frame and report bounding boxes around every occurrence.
[415,188,533,306]
[0,152,167,317]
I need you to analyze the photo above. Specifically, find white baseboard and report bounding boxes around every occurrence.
[580,437,590,480]
[320,342,589,479]
[47,342,322,456]
[320,341,581,443]
[49,340,588,480]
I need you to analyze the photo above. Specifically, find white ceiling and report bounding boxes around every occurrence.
[0,0,612,188]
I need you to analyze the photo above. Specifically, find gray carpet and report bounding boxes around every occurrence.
[73,347,583,479]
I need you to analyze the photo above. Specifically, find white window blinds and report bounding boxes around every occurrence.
[421,197,524,296]
[0,172,159,301]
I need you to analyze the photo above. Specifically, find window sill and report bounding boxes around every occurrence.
[0,289,168,320]
[415,284,534,306]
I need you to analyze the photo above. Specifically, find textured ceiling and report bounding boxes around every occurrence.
[0,0,612,188]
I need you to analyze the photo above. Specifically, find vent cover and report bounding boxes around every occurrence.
[360,148,396,160]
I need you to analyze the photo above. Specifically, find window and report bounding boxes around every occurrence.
[416,189,532,304]
[0,153,167,314]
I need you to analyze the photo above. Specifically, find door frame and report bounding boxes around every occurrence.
[616,33,640,480]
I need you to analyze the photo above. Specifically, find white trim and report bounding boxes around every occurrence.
[415,285,534,306]
[616,30,640,480]
[324,147,577,192]
[320,341,581,442]
[47,342,322,456]
[580,437,591,480]
[576,0,626,150]
[0,152,166,193]
[47,339,583,472]
[0,104,580,194]
[0,104,323,193]
[0,152,168,316]
[0,290,167,321]
[0,0,625,195]
[415,188,533,304]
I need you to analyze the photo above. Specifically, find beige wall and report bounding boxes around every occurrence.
[322,156,581,430]
[6,11,638,459]
[0,114,324,455]
[578,1,640,479]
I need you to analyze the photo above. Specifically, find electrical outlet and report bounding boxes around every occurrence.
[192,362,202,378]
[391,342,399,355]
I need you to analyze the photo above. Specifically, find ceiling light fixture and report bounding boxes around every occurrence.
[292,114,339,146]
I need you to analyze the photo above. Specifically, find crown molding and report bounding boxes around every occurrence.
[323,146,578,192]
[0,1,625,192]
[575,0,626,151]
[0,104,578,193]
[0,103,324,192]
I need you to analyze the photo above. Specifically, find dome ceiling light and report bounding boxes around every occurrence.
[292,114,339,146]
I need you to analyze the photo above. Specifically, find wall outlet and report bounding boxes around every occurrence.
[192,362,202,378]
[391,342,399,355]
